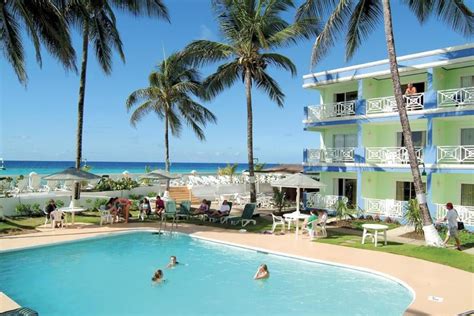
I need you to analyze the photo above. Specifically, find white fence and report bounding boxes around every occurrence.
[366,93,424,114]
[306,148,355,163]
[437,145,474,163]
[366,147,423,164]
[364,198,407,218]
[437,87,474,107]
[436,204,474,226]
[305,193,348,210]
[306,101,356,121]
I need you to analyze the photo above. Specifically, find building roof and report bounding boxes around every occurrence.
[257,164,303,174]
[303,43,474,88]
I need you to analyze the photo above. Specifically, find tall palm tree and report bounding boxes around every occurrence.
[126,52,217,189]
[1,0,76,85]
[183,0,319,203]
[63,0,169,198]
[299,0,473,246]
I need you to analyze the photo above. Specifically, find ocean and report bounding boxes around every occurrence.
[0,160,276,177]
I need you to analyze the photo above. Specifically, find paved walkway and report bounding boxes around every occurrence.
[1,222,473,315]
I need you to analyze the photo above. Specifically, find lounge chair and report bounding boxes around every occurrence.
[176,200,192,220]
[162,200,177,230]
[305,212,328,239]
[99,205,114,225]
[225,203,257,227]
[51,210,65,228]
[207,202,233,223]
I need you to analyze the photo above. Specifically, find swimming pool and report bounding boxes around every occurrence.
[0,232,413,315]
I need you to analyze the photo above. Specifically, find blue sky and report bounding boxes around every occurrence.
[0,0,470,163]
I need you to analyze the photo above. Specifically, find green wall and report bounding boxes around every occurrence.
[433,117,474,145]
[362,73,427,99]
[362,120,427,147]
[319,172,357,195]
[437,66,474,90]
[362,172,427,199]
[431,173,474,205]
[320,81,358,104]
[321,125,357,147]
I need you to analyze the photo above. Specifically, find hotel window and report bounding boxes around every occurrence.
[461,75,474,88]
[461,184,474,206]
[401,82,425,93]
[397,131,426,147]
[333,134,357,148]
[334,91,358,103]
[396,181,426,201]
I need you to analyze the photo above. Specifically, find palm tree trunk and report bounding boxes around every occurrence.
[73,22,90,200]
[245,68,256,203]
[382,0,442,247]
[164,112,170,190]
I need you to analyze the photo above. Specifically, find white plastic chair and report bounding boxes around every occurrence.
[271,214,286,233]
[51,210,65,228]
[99,205,114,225]
[305,212,328,239]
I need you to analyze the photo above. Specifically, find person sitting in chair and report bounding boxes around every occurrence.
[106,197,119,223]
[209,200,231,217]
[193,199,210,215]
[155,196,165,217]
[45,199,57,219]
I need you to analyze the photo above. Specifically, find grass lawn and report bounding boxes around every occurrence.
[316,230,474,273]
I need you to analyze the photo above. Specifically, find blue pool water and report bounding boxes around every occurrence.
[0,232,413,315]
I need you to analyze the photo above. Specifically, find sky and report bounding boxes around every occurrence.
[0,0,471,164]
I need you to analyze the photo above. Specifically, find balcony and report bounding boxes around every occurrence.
[366,93,424,114]
[306,101,356,121]
[364,198,407,218]
[437,145,474,164]
[305,193,348,210]
[437,87,474,107]
[436,204,474,226]
[365,147,423,164]
[306,148,355,164]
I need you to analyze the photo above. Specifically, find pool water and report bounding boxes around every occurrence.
[0,232,413,315]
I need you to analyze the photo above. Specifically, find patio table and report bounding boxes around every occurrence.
[283,212,310,237]
[361,223,389,247]
[59,207,87,226]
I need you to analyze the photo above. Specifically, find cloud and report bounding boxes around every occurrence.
[199,24,215,40]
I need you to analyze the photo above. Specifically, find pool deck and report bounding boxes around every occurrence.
[1,223,473,315]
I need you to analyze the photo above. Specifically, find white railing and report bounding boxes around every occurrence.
[366,93,424,114]
[437,87,474,107]
[306,101,356,121]
[306,148,355,163]
[306,193,348,210]
[436,204,474,226]
[364,198,407,218]
[366,147,423,164]
[437,145,474,163]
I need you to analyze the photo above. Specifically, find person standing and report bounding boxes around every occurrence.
[404,83,417,95]
[438,202,462,251]
[45,199,57,219]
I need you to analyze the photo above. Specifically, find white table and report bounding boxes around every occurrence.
[361,224,389,247]
[59,207,87,226]
[283,212,310,238]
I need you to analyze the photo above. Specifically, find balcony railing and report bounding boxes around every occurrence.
[436,204,474,226]
[306,148,355,163]
[437,145,474,164]
[364,198,407,218]
[366,93,424,114]
[306,193,348,210]
[306,101,356,121]
[437,87,474,107]
[366,147,423,164]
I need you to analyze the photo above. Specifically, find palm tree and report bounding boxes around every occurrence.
[126,52,217,189]
[63,0,169,198]
[300,0,473,246]
[1,0,76,85]
[183,0,319,203]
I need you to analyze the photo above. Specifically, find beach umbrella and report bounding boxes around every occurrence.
[43,168,101,202]
[271,173,325,238]
[139,169,179,180]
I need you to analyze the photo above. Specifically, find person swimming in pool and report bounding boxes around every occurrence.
[152,269,164,283]
[166,256,179,268]
[254,264,269,280]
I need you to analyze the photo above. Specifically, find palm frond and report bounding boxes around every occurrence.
[311,0,353,67]
[254,69,285,107]
[183,40,234,66]
[434,0,474,37]
[346,0,381,60]
[268,16,321,48]
[261,53,297,76]
[295,0,339,20]
[203,60,241,100]
[129,101,155,127]
[112,0,170,22]
[401,0,434,23]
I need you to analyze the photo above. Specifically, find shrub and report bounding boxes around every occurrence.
[384,217,393,223]
[272,188,287,213]
[146,192,157,198]
[334,200,355,220]
[365,215,373,221]
[129,194,144,201]
[15,203,42,217]
[404,199,423,234]
[374,214,381,222]
[56,200,65,208]
[92,198,108,211]
[93,178,140,191]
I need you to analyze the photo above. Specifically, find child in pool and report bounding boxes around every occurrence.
[254,264,269,280]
